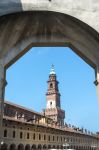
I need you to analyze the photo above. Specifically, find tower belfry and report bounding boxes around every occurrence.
[45,65,65,126]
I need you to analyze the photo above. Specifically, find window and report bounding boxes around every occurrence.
[33,133,35,140]
[64,137,66,142]
[4,129,7,137]
[48,135,50,141]
[50,102,52,106]
[53,136,55,141]
[27,133,29,139]
[50,83,53,88]
[13,131,15,138]
[20,132,23,139]
[44,134,46,140]
[39,134,41,140]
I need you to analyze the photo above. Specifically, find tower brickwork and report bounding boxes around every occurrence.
[45,65,65,126]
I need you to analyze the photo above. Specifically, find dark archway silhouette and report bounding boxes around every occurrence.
[18,144,24,150]
[60,145,63,149]
[25,144,30,150]
[10,144,16,150]
[1,143,8,150]
[38,144,42,150]
[52,145,56,149]
[31,145,36,150]
[43,145,47,149]
[48,145,51,149]
[57,145,59,149]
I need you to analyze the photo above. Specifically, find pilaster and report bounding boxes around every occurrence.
[94,64,99,106]
[0,60,5,146]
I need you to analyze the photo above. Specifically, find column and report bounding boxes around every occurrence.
[94,65,99,106]
[0,61,5,146]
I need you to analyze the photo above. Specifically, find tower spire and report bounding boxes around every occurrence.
[50,64,56,75]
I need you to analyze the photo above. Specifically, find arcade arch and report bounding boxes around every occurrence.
[38,144,42,150]
[18,144,24,150]
[25,144,30,150]
[10,144,16,150]
[1,143,8,150]
[31,144,36,150]
[43,145,47,149]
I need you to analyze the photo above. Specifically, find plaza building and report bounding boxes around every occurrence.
[1,66,99,150]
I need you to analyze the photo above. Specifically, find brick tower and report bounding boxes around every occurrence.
[45,65,65,126]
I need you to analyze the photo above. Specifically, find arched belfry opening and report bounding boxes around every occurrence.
[0,10,99,144]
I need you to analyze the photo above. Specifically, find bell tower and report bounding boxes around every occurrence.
[45,65,65,126]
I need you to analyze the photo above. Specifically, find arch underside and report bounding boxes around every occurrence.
[0,11,99,70]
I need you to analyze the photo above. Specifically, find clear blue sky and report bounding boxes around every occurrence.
[5,47,99,133]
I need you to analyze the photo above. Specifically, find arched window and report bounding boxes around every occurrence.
[27,133,29,139]
[44,134,46,140]
[39,134,41,140]
[4,129,7,137]
[48,135,50,141]
[53,136,55,141]
[50,83,53,88]
[20,132,23,139]
[13,131,15,138]
[33,133,35,140]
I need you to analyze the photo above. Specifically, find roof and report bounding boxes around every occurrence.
[4,100,52,120]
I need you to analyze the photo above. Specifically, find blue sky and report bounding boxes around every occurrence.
[5,47,99,132]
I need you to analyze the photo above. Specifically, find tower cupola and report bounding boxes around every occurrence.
[50,64,56,75]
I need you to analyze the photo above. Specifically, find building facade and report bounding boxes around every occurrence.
[1,66,99,150]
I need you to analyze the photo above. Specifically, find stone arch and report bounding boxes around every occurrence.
[18,144,24,150]
[76,146,78,150]
[10,144,16,150]
[43,145,47,149]
[60,145,63,149]
[1,143,8,150]
[48,145,51,149]
[52,145,56,149]
[1,11,98,70]
[25,144,30,150]
[1,0,99,33]
[38,144,42,150]
[57,145,59,149]
[0,8,99,134]
[31,145,36,150]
